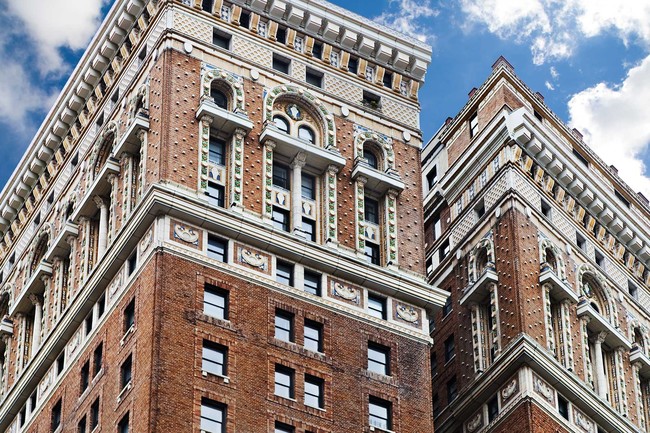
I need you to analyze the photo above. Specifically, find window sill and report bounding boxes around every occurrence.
[117,381,133,404]
[197,312,235,331]
[444,355,456,366]
[201,370,231,384]
[120,325,136,347]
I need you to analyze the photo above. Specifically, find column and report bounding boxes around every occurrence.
[108,173,117,242]
[199,114,214,192]
[0,334,9,396]
[325,164,339,247]
[94,196,108,257]
[230,127,246,209]
[469,302,484,373]
[291,152,307,235]
[594,331,608,399]
[385,188,399,266]
[52,257,62,323]
[355,175,368,256]
[542,285,555,353]
[262,140,276,222]
[633,362,646,432]
[29,294,43,353]
[15,312,25,369]
[560,299,574,370]
[64,234,76,303]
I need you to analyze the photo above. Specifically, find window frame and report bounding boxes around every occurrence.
[207,235,228,262]
[367,293,387,320]
[304,374,325,409]
[303,270,321,296]
[276,261,294,286]
[304,319,323,353]
[202,340,228,377]
[367,342,390,376]
[200,398,226,433]
[203,284,229,320]
[368,396,392,431]
[274,364,295,399]
[274,309,294,342]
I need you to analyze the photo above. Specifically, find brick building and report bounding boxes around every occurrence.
[0,1,447,432]
[423,57,650,433]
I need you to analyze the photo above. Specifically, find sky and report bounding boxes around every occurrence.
[1,0,650,198]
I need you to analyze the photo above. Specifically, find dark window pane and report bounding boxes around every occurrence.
[301,174,316,199]
[272,163,290,189]
[298,126,315,143]
[272,207,290,232]
[207,235,227,261]
[209,138,226,165]
[304,270,321,296]
[204,285,228,320]
[368,294,386,319]
[273,115,289,133]
[365,197,379,224]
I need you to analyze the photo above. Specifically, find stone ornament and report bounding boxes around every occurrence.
[140,227,154,254]
[395,303,419,324]
[332,281,360,304]
[173,224,199,246]
[573,408,593,432]
[501,378,518,402]
[532,374,554,404]
[466,412,483,432]
[239,248,267,270]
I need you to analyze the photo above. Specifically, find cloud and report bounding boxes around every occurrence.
[568,55,650,196]
[544,81,555,91]
[5,0,108,74]
[374,0,439,44]
[550,66,559,79]
[459,0,650,64]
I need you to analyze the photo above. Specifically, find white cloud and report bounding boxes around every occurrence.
[459,0,650,64]
[374,0,439,44]
[0,60,56,129]
[568,55,650,196]
[5,0,108,74]
[550,66,559,79]
[544,81,554,91]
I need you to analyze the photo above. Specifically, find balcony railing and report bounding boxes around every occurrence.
[576,300,631,350]
[196,99,253,134]
[630,345,650,378]
[539,268,579,303]
[71,158,120,221]
[460,267,498,305]
[351,158,405,195]
[10,261,52,315]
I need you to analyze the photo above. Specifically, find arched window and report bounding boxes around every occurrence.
[298,125,315,144]
[545,248,557,274]
[635,328,645,349]
[30,235,49,275]
[211,87,228,110]
[475,247,489,277]
[273,115,290,133]
[364,150,378,169]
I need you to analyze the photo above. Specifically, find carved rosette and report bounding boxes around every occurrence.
[386,189,398,264]
[230,128,245,207]
[356,177,366,253]
[199,115,213,191]
[325,165,338,243]
[263,141,276,220]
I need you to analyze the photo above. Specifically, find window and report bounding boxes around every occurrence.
[90,398,99,429]
[368,294,386,319]
[576,232,586,252]
[273,115,290,133]
[81,360,90,393]
[304,270,321,296]
[306,68,323,88]
[348,57,359,74]
[212,28,231,50]
[85,311,93,335]
[202,0,213,12]
[93,343,103,376]
[369,397,391,430]
[97,292,106,318]
[272,207,290,232]
[209,138,226,165]
[276,27,287,44]
[488,395,499,422]
[123,299,135,332]
[427,165,438,188]
[273,54,290,74]
[274,309,294,342]
[127,250,137,276]
[202,340,227,376]
[629,280,639,299]
[51,398,62,431]
[274,365,294,399]
[304,319,323,352]
[595,251,604,268]
[573,149,589,167]
[200,398,226,433]
[362,91,381,110]
[541,200,551,218]
[302,218,316,241]
[475,199,486,218]
[439,240,450,261]
[447,376,458,402]
[298,125,315,144]
[276,261,293,286]
[382,71,393,88]
[558,394,569,420]
[275,421,294,433]
[615,189,630,208]
[207,235,227,261]
[117,412,129,433]
[444,335,455,362]
[120,355,133,389]
[312,42,323,59]
[273,162,290,189]
[431,352,437,377]
[304,375,324,409]
[78,416,87,433]
[469,112,478,138]
[433,393,441,418]
[364,197,379,224]
[301,173,316,199]
[57,351,65,375]
[204,284,228,320]
[364,150,379,169]
[207,182,225,208]
[239,11,251,28]
[442,296,452,317]
[368,342,390,375]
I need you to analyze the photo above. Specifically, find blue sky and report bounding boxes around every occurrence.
[1,0,650,196]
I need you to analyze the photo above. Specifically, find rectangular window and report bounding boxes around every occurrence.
[469,112,478,138]
[364,197,379,224]
[207,182,225,208]
[120,355,133,389]
[85,311,93,335]
[57,351,65,375]
[541,199,551,218]
[362,90,381,110]
[301,174,316,199]
[124,299,135,332]
[369,397,391,430]
[202,340,227,376]
[127,250,137,276]
[304,375,324,409]
[201,398,226,433]
[367,294,386,319]
[306,68,323,88]
[572,149,589,167]
[447,376,458,402]
[202,0,213,12]
[558,394,569,419]
[442,296,452,317]
[439,240,450,261]
[77,416,87,433]
[444,335,455,362]
[274,365,294,399]
[576,232,586,252]
[431,352,437,377]
[312,42,323,59]
[301,218,316,242]
[212,29,231,50]
[368,342,390,375]
[304,319,323,352]
[595,251,604,267]
[276,27,287,44]
[427,166,438,188]
[117,412,129,433]
[433,213,442,240]
[51,399,62,432]
[488,395,499,422]
[274,309,294,342]
[382,71,393,88]
[207,235,227,262]
[81,360,90,393]
[209,138,226,165]
[272,54,290,74]
[93,343,103,377]
[272,207,290,232]
[204,284,228,320]
[304,270,321,296]
[90,398,100,429]
[239,11,251,28]
[348,57,359,74]
[365,242,380,265]
[272,163,290,190]
[97,292,106,318]
[275,421,294,433]
[276,261,293,286]
[629,280,639,299]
